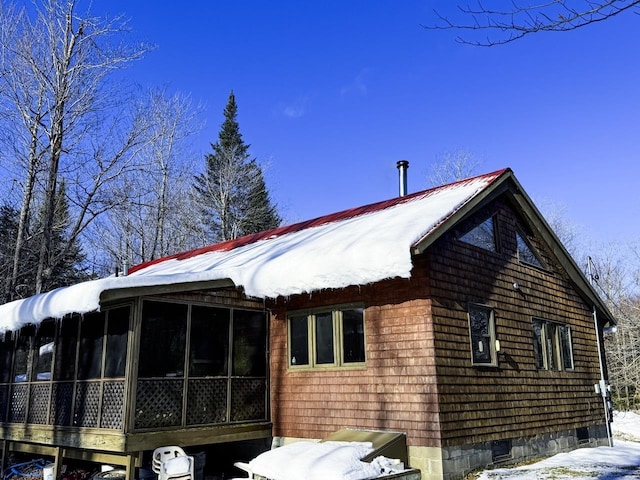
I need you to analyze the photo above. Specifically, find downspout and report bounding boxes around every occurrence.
[588,257,613,447]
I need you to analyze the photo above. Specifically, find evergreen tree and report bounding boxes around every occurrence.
[46,182,89,290]
[194,91,280,242]
[0,205,19,303]
[0,203,41,302]
[30,181,89,295]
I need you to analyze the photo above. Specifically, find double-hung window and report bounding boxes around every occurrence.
[532,318,574,371]
[288,307,365,369]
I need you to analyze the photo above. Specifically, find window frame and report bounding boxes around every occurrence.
[532,318,574,371]
[468,303,498,367]
[287,305,366,370]
[516,229,545,269]
[458,215,499,253]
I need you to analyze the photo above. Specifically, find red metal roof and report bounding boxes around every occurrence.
[128,168,509,274]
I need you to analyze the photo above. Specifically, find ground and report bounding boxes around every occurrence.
[473,411,640,479]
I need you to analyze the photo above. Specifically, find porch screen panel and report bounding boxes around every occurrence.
[230,310,267,422]
[33,321,55,381]
[0,385,8,423]
[0,332,14,421]
[138,301,187,378]
[104,306,129,378]
[14,326,34,382]
[54,317,78,381]
[0,332,14,383]
[136,301,187,430]
[77,312,105,380]
[232,310,266,377]
[190,306,229,377]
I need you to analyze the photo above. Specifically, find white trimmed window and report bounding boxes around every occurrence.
[288,307,365,369]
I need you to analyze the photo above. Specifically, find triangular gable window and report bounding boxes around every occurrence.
[459,217,497,252]
[516,231,543,268]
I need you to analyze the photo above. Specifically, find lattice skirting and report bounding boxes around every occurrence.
[135,379,184,429]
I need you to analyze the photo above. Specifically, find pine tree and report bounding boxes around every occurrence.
[31,182,89,295]
[0,205,19,303]
[194,91,280,242]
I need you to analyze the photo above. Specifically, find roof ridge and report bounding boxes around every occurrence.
[128,168,510,274]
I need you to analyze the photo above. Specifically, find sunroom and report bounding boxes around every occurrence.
[0,284,270,478]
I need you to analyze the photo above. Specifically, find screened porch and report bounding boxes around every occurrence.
[0,289,270,464]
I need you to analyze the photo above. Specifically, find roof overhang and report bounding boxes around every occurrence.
[412,169,616,328]
[99,278,237,304]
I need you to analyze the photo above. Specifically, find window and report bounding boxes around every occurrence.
[468,304,497,366]
[516,231,543,268]
[491,439,512,462]
[532,318,574,371]
[288,307,365,369]
[459,216,497,252]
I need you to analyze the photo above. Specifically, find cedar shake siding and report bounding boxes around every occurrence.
[428,198,604,447]
[0,169,613,480]
[269,257,443,448]
[268,191,610,479]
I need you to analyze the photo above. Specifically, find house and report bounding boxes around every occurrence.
[0,168,615,480]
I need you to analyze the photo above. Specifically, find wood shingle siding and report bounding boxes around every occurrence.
[269,267,444,447]
[428,199,603,447]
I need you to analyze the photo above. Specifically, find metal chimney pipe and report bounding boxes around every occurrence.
[397,160,409,197]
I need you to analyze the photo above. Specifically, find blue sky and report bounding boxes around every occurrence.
[97,1,640,248]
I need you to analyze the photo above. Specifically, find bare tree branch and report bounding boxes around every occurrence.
[427,0,640,46]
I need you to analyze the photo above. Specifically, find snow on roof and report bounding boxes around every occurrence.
[0,169,508,332]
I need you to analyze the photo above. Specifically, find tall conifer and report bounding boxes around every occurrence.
[194,92,280,242]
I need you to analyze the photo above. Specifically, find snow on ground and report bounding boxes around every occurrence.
[474,411,640,479]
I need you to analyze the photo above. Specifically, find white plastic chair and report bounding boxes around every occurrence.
[230,462,254,479]
[152,446,195,480]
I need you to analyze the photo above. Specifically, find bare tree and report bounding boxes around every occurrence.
[0,0,154,298]
[536,198,584,259]
[88,88,204,271]
[429,1,640,46]
[590,245,640,410]
[426,149,481,187]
